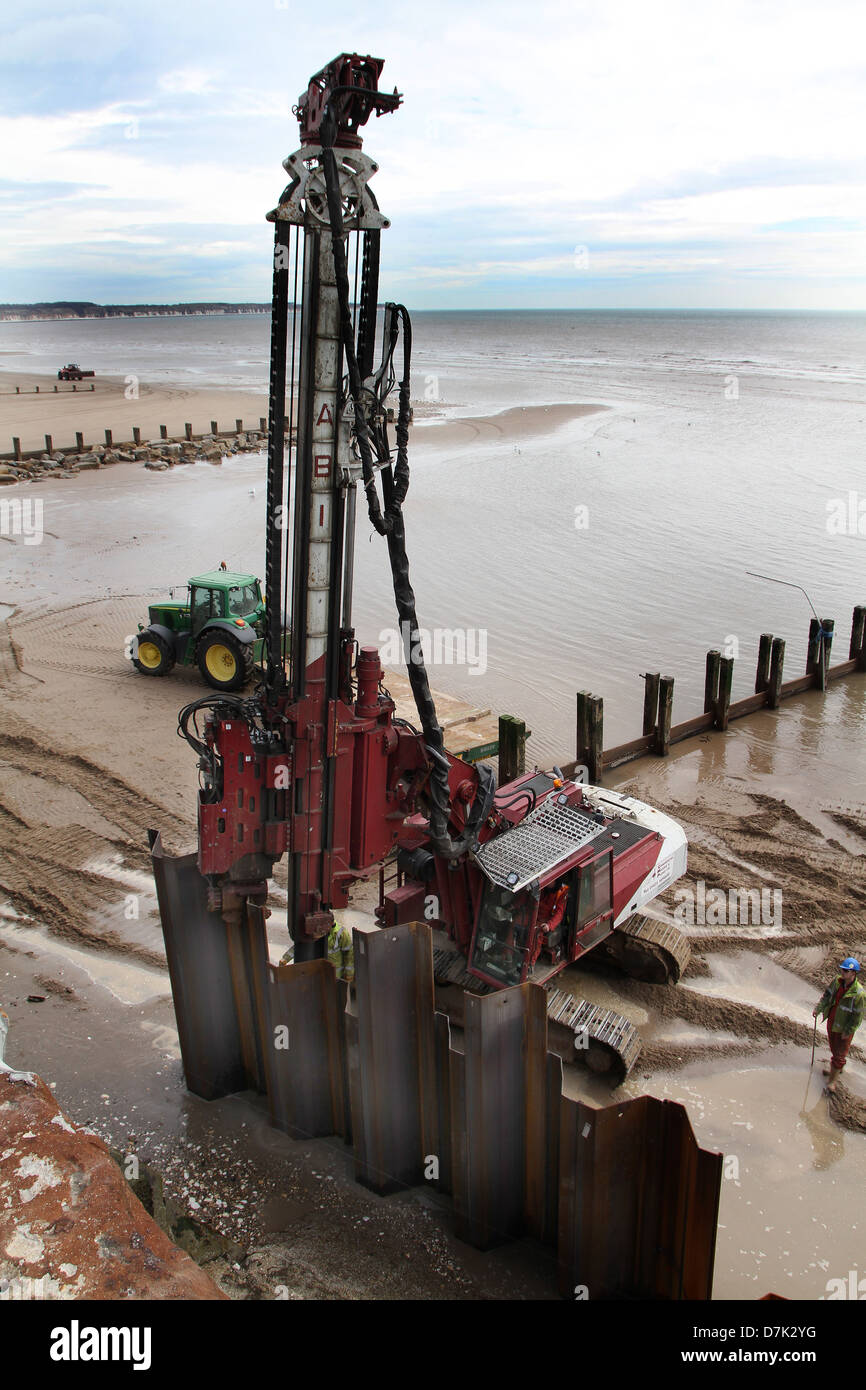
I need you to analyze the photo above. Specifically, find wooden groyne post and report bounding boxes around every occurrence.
[642,673,660,737]
[656,676,674,755]
[768,637,785,709]
[498,715,528,784]
[716,656,734,731]
[704,650,720,714]
[819,618,834,692]
[575,693,603,782]
[850,607,866,669]
[755,633,773,693]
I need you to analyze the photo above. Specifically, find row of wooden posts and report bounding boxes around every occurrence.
[4,383,96,394]
[8,418,272,463]
[495,606,866,787]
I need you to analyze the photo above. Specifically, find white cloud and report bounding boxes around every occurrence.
[158,67,220,96]
[2,0,865,305]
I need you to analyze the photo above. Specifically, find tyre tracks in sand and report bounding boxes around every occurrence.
[0,708,189,966]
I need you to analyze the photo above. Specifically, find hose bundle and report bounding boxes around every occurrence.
[320,124,495,857]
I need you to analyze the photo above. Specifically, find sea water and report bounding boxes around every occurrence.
[2,309,864,760]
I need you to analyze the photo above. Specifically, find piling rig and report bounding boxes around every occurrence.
[157,53,691,1082]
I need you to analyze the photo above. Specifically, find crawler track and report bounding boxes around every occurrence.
[591,914,691,984]
[432,946,642,1082]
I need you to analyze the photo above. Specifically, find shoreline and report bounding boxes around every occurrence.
[0,367,607,456]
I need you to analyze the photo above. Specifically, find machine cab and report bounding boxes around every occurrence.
[467,846,615,989]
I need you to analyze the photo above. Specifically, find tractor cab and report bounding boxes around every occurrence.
[187,571,265,635]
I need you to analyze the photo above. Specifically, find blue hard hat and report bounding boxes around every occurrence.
[840,957,860,972]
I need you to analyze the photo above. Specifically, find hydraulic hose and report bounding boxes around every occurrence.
[319,122,495,857]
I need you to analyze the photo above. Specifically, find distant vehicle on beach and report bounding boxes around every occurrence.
[57,363,95,380]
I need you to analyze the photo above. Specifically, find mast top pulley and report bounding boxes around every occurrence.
[294,53,402,149]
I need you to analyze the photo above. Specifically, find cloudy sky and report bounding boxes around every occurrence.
[2,0,865,309]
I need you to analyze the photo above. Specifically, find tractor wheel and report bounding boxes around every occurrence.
[132,630,175,678]
[196,630,254,692]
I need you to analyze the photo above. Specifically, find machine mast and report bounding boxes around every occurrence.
[257,56,403,959]
[158,55,689,1092]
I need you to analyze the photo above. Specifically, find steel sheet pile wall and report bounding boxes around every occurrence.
[151,838,251,1100]
[153,841,721,1298]
[558,1094,722,1299]
[267,959,346,1141]
[348,923,438,1192]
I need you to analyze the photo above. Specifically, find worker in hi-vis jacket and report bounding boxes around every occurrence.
[327,919,355,984]
[279,921,354,983]
[813,958,865,1093]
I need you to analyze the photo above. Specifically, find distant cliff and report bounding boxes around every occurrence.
[0,301,271,321]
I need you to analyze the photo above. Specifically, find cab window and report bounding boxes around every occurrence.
[576,851,613,926]
[228,583,258,617]
[191,587,220,631]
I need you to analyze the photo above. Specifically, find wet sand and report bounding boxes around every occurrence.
[0,365,602,455]
[410,401,606,448]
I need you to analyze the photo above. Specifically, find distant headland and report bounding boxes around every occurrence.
[0,302,270,321]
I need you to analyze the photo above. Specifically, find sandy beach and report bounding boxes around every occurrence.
[0,370,270,454]
[0,366,605,455]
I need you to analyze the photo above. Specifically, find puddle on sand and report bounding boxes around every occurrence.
[0,920,171,1006]
[685,950,823,1027]
[639,1017,742,1048]
[139,1018,181,1060]
[626,1051,866,1299]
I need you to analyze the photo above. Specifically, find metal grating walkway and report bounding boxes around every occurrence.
[475,800,606,891]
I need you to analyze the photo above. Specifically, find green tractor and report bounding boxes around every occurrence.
[131,569,267,692]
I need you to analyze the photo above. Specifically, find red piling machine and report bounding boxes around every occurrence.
[156,53,691,1081]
